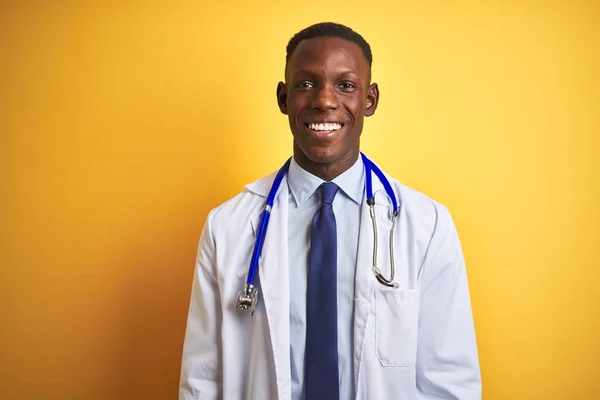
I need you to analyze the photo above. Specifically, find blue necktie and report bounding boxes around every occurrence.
[305,182,339,400]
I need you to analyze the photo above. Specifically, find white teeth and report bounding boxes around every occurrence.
[309,123,342,131]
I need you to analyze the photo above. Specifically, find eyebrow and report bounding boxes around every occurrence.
[292,69,360,79]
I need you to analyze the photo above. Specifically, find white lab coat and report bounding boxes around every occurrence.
[179,163,481,400]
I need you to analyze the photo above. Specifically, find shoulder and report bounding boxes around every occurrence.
[382,169,455,238]
[205,170,277,236]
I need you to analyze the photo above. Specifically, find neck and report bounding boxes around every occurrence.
[293,145,360,181]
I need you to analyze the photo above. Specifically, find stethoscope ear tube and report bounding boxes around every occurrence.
[362,153,400,289]
[361,153,399,214]
[372,211,399,288]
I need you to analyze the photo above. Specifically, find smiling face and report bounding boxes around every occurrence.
[277,36,379,180]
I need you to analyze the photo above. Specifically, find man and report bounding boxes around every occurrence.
[179,22,481,400]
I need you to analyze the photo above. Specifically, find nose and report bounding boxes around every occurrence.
[310,84,339,111]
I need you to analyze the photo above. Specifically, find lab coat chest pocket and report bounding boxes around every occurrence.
[375,289,419,367]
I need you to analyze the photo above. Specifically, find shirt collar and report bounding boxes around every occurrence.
[287,155,365,206]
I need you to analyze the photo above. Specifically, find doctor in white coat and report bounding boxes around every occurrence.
[180,22,481,400]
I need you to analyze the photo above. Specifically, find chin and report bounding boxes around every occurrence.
[301,146,346,165]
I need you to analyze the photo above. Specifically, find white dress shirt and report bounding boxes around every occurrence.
[287,155,365,400]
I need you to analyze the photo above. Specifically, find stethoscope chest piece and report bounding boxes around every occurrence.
[236,284,259,315]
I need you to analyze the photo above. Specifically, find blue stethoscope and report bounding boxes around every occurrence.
[236,152,400,315]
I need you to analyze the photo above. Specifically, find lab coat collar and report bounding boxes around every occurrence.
[245,170,278,198]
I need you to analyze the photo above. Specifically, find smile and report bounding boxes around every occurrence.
[305,122,343,132]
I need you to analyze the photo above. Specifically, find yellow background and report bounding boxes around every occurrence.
[1,0,599,399]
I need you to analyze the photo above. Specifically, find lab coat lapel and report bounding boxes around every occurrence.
[251,177,291,400]
[353,174,391,385]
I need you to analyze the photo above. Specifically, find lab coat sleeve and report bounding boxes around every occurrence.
[179,210,222,400]
[416,204,482,400]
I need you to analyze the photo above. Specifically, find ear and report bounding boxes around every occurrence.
[364,83,379,117]
[276,81,288,115]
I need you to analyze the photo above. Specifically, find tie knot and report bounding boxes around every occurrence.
[320,182,339,205]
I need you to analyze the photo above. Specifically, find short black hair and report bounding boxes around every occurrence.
[285,22,373,67]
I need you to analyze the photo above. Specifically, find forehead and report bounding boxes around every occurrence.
[287,36,369,78]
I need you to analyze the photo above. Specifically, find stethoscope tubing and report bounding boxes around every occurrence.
[236,153,400,314]
[246,153,399,287]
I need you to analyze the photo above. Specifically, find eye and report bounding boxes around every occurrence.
[294,81,314,89]
[339,81,357,91]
